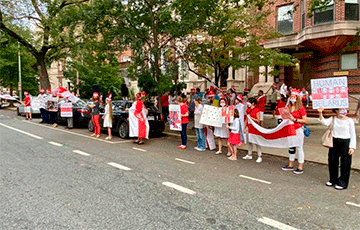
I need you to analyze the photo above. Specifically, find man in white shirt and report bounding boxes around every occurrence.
[37,88,48,123]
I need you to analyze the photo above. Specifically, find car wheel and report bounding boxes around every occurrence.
[118,121,129,139]
[88,119,94,132]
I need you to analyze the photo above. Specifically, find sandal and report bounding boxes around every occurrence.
[215,150,222,155]
[91,134,96,137]
[226,152,232,157]
[138,142,144,145]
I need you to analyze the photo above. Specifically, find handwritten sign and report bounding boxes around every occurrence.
[279,107,291,120]
[200,105,222,127]
[60,103,73,117]
[169,104,181,131]
[222,105,234,123]
[311,77,348,109]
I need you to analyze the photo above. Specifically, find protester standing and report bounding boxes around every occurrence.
[318,108,356,190]
[270,84,280,118]
[214,98,230,155]
[23,91,32,120]
[37,89,47,123]
[243,98,263,163]
[103,94,113,140]
[161,92,169,122]
[129,92,149,145]
[204,92,216,150]
[194,97,206,151]
[195,88,203,99]
[177,96,189,150]
[300,88,310,108]
[88,92,101,138]
[256,90,266,127]
[47,92,59,127]
[282,89,307,174]
[275,94,287,124]
[227,110,243,160]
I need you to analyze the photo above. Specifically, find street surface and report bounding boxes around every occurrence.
[0,109,359,229]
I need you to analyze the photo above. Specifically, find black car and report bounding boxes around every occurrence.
[88,100,165,138]
[56,99,92,126]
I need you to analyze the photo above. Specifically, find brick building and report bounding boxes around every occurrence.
[265,0,360,95]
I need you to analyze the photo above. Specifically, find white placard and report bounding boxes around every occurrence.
[169,104,181,131]
[200,105,222,127]
[60,103,73,117]
[31,99,41,109]
[311,76,349,109]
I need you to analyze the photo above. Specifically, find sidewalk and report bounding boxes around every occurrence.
[165,114,360,170]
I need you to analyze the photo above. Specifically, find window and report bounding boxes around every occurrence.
[314,0,334,24]
[277,5,294,35]
[341,53,358,70]
[345,0,359,20]
[301,0,306,29]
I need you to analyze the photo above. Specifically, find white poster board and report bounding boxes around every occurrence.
[31,99,41,109]
[169,104,181,131]
[60,103,73,117]
[311,76,348,109]
[66,94,79,104]
[200,105,222,127]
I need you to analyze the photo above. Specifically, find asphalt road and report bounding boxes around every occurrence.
[0,109,359,230]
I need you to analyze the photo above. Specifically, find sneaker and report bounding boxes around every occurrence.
[242,155,252,160]
[282,165,294,171]
[293,169,303,174]
[197,148,206,152]
[335,185,344,190]
[256,157,262,163]
[325,181,333,187]
[194,147,201,151]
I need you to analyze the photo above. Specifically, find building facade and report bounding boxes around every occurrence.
[265,0,360,94]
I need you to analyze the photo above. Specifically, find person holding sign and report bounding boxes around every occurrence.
[282,89,307,174]
[214,98,229,155]
[318,108,356,190]
[243,98,262,163]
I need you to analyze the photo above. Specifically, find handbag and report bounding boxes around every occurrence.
[303,126,311,137]
[321,117,335,148]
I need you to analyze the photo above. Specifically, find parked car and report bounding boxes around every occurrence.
[17,97,41,116]
[88,100,165,138]
[56,99,93,126]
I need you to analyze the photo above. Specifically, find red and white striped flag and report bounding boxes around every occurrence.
[247,117,302,148]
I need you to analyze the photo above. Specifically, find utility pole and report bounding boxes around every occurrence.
[76,70,80,95]
[18,42,22,101]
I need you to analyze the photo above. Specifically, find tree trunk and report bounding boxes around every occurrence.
[214,67,220,87]
[37,55,51,90]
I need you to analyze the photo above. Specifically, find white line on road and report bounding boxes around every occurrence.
[162,182,196,195]
[175,158,195,165]
[133,147,147,152]
[73,150,90,156]
[48,141,63,147]
[22,120,132,144]
[0,122,43,139]
[239,175,272,185]
[258,217,299,230]
[108,162,131,171]
[7,116,10,118]
[0,114,4,116]
[346,202,360,208]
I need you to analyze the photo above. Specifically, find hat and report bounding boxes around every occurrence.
[93,92,99,97]
[209,86,215,92]
[106,92,112,101]
[291,88,301,96]
[244,88,250,92]
[24,91,29,95]
[208,92,215,97]
[220,94,226,99]
[191,88,196,92]
[40,88,45,93]
[236,95,243,101]
[222,87,227,92]
[141,92,146,97]
[46,89,51,93]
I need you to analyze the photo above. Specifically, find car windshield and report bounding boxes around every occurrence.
[112,101,128,110]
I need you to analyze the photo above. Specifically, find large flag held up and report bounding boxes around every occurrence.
[247,117,302,148]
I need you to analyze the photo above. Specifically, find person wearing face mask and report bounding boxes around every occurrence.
[234,94,245,137]
[275,94,287,125]
[204,92,216,150]
[282,89,307,174]
[243,97,262,163]
[256,90,266,127]
[318,107,356,190]
[214,98,230,155]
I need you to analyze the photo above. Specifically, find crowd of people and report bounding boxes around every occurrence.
[16,82,356,190]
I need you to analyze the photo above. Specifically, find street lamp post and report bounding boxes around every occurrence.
[18,42,22,101]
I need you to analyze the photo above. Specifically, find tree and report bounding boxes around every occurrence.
[0,32,38,96]
[180,0,297,87]
[0,0,89,90]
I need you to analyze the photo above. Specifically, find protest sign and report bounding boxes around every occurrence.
[311,76,348,109]
[60,103,73,117]
[279,107,291,120]
[200,105,222,127]
[66,94,79,104]
[169,104,181,131]
[222,105,235,123]
[31,99,41,108]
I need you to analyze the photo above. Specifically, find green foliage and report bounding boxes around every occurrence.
[0,32,38,95]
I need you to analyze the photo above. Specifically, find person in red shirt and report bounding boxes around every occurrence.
[24,91,32,120]
[161,92,169,122]
[256,90,266,127]
[177,96,189,150]
[282,88,307,174]
[275,94,287,124]
[243,97,263,163]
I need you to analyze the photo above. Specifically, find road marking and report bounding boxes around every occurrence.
[162,182,196,195]
[7,116,10,118]
[346,202,360,208]
[133,147,147,152]
[48,141,63,147]
[258,217,299,230]
[22,120,132,144]
[0,122,43,139]
[0,115,4,116]
[239,175,272,185]
[175,158,195,165]
[73,150,90,156]
[108,162,132,171]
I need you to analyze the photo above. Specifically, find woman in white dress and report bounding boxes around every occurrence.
[103,95,113,140]
[214,98,230,155]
